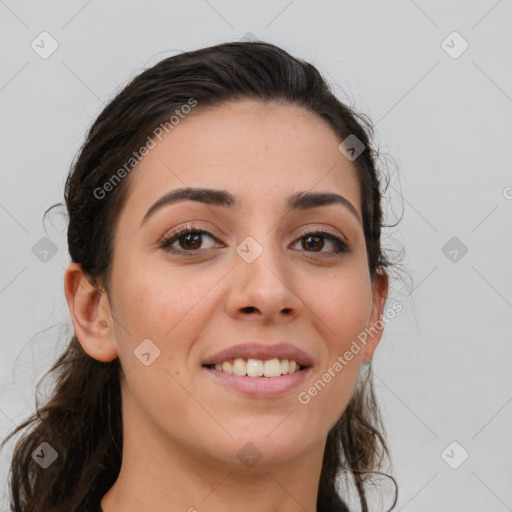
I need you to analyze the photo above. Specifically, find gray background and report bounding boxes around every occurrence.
[1,1,511,510]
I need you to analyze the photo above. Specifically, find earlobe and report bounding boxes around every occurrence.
[362,269,389,362]
[64,262,118,362]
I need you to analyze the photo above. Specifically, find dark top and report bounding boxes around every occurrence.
[77,487,104,512]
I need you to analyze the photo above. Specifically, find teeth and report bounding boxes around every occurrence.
[221,361,233,374]
[233,358,247,376]
[247,358,264,377]
[212,358,302,377]
[263,359,280,378]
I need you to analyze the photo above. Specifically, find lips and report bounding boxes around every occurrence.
[201,342,314,368]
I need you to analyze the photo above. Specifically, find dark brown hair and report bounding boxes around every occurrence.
[2,40,398,512]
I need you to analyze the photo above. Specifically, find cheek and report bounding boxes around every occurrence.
[299,276,371,429]
[111,262,222,356]
[307,270,372,346]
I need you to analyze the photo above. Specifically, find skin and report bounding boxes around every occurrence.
[64,99,388,512]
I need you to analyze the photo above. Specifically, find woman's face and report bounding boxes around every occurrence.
[95,99,387,469]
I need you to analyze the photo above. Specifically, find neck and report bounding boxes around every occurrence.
[101,412,325,512]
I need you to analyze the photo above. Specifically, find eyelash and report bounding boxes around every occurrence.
[159,224,349,257]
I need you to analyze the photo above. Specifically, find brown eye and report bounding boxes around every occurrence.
[302,235,324,252]
[292,231,348,255]
[178,232,202,250]
[160,228,220,254]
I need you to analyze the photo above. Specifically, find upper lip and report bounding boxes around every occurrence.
[202,342,314,367]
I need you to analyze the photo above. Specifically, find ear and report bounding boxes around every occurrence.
[362,268,389,362]
[64,262,118,362]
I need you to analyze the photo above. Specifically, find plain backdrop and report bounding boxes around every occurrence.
[1,1,511,510]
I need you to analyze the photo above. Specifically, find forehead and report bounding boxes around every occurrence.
[122,99,362,218]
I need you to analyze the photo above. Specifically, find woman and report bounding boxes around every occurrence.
[2,41,398,512]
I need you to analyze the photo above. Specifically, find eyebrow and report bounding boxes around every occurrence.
[140,187,362,226]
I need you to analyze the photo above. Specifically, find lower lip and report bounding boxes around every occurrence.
[203,367,312,397]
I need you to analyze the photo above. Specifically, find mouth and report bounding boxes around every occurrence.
[202,358,312,397]
[200,342,314,396]
[202,357,308,378]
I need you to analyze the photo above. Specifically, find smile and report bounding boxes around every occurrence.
[202,361,311,398]
[204,357,303,378]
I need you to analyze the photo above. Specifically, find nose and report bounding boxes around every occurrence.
[224,236,302,323]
